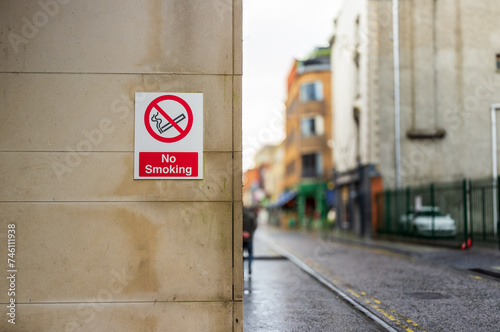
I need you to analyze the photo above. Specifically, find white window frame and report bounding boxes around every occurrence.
[300,81,323,102]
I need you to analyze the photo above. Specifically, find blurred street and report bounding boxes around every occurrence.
[244,226,500,332]
[243,234,386,332]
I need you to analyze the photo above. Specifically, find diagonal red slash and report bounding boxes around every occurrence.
[153,104,185,135]
[144,94,194,143]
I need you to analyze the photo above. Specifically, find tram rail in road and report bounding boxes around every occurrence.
[260,234,400,332]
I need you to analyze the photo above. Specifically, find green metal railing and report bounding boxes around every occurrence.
[468,178,499,249]
[375,178,500,250]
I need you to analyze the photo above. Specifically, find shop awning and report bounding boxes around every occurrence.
[269,191,297,208]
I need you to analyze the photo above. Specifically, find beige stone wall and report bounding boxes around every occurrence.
[382,0,500,186]
[333,0,500,187]
[0,0,242,331]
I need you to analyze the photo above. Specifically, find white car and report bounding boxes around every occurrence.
[400,206,457,237]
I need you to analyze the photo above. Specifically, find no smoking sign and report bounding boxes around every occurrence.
[134,92,203,180]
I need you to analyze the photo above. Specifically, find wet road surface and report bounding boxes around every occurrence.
[259,228,500,332]
[243,258,386,331]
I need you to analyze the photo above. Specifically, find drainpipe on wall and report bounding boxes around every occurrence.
[491,104,500,234]
[393,0,401,189]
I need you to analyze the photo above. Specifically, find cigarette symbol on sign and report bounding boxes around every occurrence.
[151,112,186,134]
[144,95,194,143]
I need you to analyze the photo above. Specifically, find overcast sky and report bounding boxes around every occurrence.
[242,0,343,170]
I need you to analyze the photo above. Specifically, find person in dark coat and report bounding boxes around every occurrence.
[243,206,258,275]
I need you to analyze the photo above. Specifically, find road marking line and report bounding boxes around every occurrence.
[260,233,430,332]
[347,289,361,298]
[261,235,399,332]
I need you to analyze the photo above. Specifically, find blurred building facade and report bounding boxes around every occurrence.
[243,143,285,207]
[243,167,262,207]
[331,0,500,234]
[284,47,334,228]
[261,142,286,203]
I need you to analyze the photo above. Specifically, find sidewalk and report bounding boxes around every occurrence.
[252,224,500,278]
[310,228,500,278]
[251,229,284,258]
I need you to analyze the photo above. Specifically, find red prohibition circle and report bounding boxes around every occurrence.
[144,95,194,143]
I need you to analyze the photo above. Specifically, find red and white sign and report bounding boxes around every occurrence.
[134,93,203,179]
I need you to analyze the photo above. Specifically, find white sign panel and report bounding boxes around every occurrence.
[134,92,203,179]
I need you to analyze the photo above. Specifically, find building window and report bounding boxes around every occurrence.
[301,115,324,137]
[301,153,323,178]
[300,81,323,102]
[497,54,500,71]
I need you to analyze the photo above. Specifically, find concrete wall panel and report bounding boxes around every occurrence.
[0,73,233,152]
[0,202,232,303]
[233,302,243,332]
[0,152,233,202]
[232,201,243,301]
[0,302,232,332]
[233,75,243,152]
[0,0,233,75]
[233,152,243,202]
[233,0,243,76]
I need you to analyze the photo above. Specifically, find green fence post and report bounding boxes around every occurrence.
[463,179,468,249]
[468,180,474,244]
[385,190,391,233]
[430,183,435,238]
[406,187,410,234]
[497,176,500,250]
[482,186,486,242]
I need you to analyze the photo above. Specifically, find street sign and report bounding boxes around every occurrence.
[134,92,203,179]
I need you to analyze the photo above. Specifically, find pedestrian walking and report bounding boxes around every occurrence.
[243,206,258,275]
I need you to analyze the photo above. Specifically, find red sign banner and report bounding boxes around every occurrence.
[138,152,198,177]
